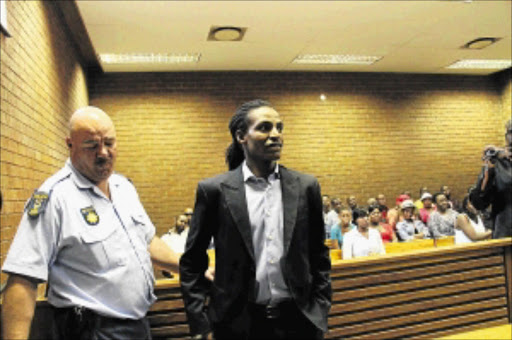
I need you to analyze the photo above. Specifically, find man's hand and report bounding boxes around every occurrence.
[191,332,214,340]
[204,267,215,281]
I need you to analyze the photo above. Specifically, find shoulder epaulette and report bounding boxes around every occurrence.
[25,167,72,219]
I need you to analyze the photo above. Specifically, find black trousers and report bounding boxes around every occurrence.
[52,306,152,340]
[213,301,323,340]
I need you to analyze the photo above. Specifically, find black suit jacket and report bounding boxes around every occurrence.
[179,165,332,336]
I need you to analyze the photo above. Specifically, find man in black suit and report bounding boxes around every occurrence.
[180,99,332,340]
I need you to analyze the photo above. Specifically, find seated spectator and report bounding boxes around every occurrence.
[387,194,410,230]
[396,200,427,241]
[322,194,331,225]
[377,193,389,221]
[161,214,190,254]
[440,185,455,209]
[347,195,363,222]
[367,197,377,207]
[428,193,458,238]
[343,216,386,259]
[466,186,492,230]
[419,192,436,224]
[159,214,189,278]
[184,207,193,225]
[330,208,356,249]
[368,205,397,243]
[325,197,341,238]
[414,186,429,210]
[455,195,492,244]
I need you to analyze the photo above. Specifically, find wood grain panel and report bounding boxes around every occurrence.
[330,309,508,340]
[151,324,190,337]
[331,247,503,278]
[332,277,505,307]
[334,266,504,298]
[148,312,188,326]
[333,255,503,289]
[329,298,507,337]
[329,287,507,323]
[149,299,185,312]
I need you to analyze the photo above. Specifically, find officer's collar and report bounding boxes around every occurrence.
[66,159,113,193]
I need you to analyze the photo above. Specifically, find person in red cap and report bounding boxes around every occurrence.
[386,194,411,231]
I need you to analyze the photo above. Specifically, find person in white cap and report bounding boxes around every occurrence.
[419,192,436,224]
[396,200,427,241]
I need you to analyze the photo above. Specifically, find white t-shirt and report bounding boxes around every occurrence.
[455,214,486,244]
[342,228,386,259]
[161,228,189,253]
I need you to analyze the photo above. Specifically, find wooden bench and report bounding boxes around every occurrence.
[327,238,512,339]
[328,236,455,261]
[385,236,454,254]
[148,238,511,339]
[149,277,189,340]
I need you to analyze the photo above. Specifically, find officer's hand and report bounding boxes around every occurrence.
[483,159,495,170]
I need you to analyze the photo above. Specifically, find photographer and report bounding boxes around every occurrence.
[470,119,512,239]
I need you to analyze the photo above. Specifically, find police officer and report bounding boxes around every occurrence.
[1,106,181,340]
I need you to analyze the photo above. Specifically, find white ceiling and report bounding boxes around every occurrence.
[76,0,512,75]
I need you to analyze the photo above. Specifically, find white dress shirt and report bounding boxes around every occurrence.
[242,161,291,304]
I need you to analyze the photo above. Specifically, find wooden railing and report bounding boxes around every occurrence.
[1,238,510,340]
[326,238,512,339]
[148,238,512,339]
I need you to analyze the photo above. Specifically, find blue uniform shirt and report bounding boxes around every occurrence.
[2,159,156,319]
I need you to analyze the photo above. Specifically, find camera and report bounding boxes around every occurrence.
[482,147,501,162]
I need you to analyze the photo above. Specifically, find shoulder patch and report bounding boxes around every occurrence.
[26,191,49,219]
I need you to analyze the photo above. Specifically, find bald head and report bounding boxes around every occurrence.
[66,106,117,185]
[69,106,115,137]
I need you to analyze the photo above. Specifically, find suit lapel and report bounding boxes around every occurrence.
[221,166,255,261]
[280,167,299,255]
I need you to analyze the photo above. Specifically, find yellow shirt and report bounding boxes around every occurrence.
[414,199,423,210]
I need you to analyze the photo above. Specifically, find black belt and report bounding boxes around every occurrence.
[52,306,149,340]
[249,300,296,319]
[53,306,146,330]
[54,306,134,323]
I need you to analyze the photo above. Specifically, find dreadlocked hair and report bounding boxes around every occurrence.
[225,99,273,170]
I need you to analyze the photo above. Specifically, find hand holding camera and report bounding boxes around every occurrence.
[481,145,504,162]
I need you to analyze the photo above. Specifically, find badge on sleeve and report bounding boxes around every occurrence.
[81,206,100,225]
[27,192,49,219]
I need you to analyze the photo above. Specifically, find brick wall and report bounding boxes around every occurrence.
[495,69,511,126]
[89,70,511,236]
[0,1,89,283]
